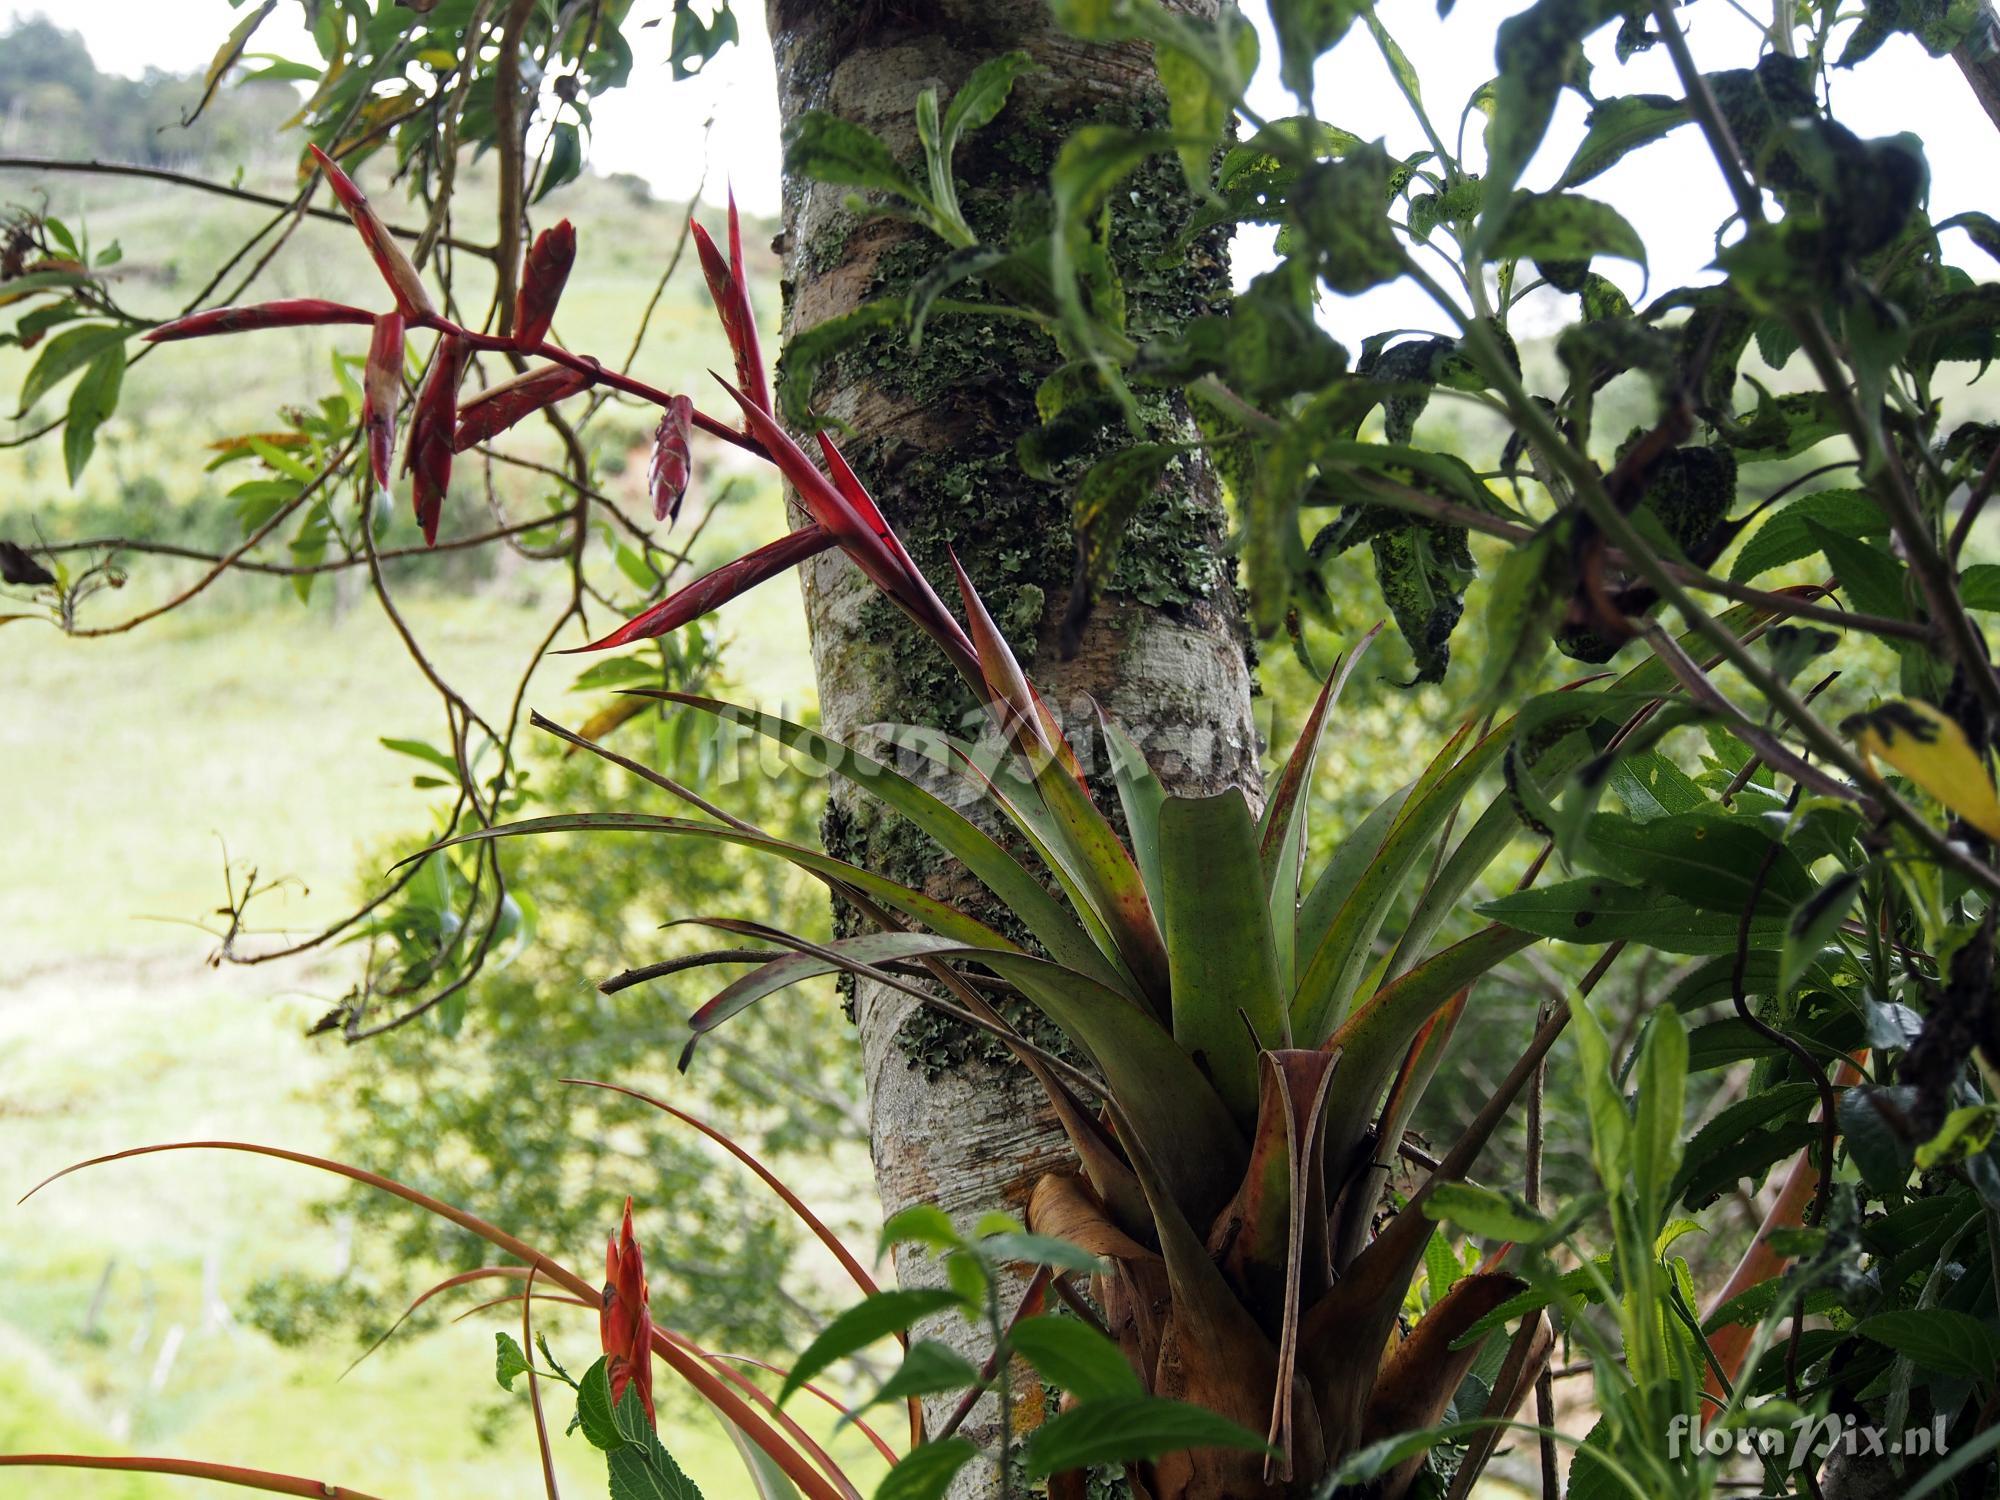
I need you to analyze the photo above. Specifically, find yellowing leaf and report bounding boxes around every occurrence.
[1842,699,2000,840]
[567,694,652,753]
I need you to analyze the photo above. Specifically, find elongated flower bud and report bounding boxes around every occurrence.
[144,299,376,342]
[512,220,575,348]
[405,335,466,545]
[452,362,593,452]
[361,311,404,490]
[647,395,694,526]
[691,190,769,419]
[570,525,835,652]
[307,144,437,321]
[600,1198,655,1426]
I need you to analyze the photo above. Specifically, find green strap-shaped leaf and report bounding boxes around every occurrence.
[682,932,955,1063]
[1292,720,1511,1044]
[642,693,1126,992]
[1161,789,1287,1124]
[1316,924,1538,1179]
[1259,625,1380,994]
[1097,707,1167,909]
[405,813,1017,953]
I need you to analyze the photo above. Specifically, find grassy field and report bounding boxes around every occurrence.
[0,158,884,1497]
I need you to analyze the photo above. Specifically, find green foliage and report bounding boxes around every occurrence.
[247,733,854,1360]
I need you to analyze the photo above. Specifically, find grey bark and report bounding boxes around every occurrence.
[764,0,1258,1485]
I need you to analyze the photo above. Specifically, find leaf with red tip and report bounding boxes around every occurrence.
[307,143,436,320]
[949,552,1172,1006]
[694,196,769,417]
[145,299,377,342]
[513,219,575,347]
[649,394,694,525]
[817,430,968,653]
[360,310,403,489]
[405,335,466,544]
[452,362,593,451]
[570,525,836,651]
[714,374,978,676]
[948,550,1053,761]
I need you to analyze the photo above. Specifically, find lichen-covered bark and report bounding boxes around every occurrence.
[764,0,1257,1478]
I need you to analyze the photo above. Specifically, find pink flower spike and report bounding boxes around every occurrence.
[452,363,594,452]
[361,311,405,490]
[513,220,575,348]
[307,143,436,322]
[648,395,695,527]
[565,525,837,652]
[601,1198,656,1426]
[144,299,376,342]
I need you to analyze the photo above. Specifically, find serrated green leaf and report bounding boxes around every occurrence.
[872,1438,976,1500]
[1019,1394,1274,1477]
[1007,1316,1144,1402]
[1558,93,1688,186]
[495,1331,530,1392]
[780,1289,967,1405]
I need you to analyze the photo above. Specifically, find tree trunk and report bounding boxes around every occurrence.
[765,0,1257,1480]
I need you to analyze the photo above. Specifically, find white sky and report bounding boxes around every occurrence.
[5,0,1994,343]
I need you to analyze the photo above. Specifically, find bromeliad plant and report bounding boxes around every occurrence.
[107,138,1588,1494]
[111,134,1763,1497]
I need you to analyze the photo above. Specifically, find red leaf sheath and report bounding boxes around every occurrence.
[570,524,836,652]
[601,1198,656,1426]
[361,311,404,490]
[452,363,594,452]
[404,336,467,545]
[307,144,436,321]
[648,395,695,526]
[144,299,376,342]
[692,192,769,418]
[512,220,575,348]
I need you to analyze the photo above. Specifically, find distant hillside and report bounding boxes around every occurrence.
[0,16,298,168]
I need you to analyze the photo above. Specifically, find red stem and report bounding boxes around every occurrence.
[410,312,766,459]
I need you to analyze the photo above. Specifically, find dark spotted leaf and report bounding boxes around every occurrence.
[1488,190,1645,270]
[1480,877,1788,953]
[1270,0,1374,101]
[1484,0,1625,207]
[1559,93,1688,186]
[783,110,926,206]
[1292,143,1406,293]
[1728,490,1884,582]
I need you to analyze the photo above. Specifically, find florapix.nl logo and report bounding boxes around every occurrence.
[1667,1411,1951,1468]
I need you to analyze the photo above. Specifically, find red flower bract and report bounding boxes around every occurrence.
[361,311,404,490]
[513,220,575,348]
[144,299,376,343]
[648,395,695,526]
[405,336,467,545]
[307,144,436,322]
[601,1197,656,1426]
[569,524,836,652]
[691,190,770,420]
[452,363,593,452]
